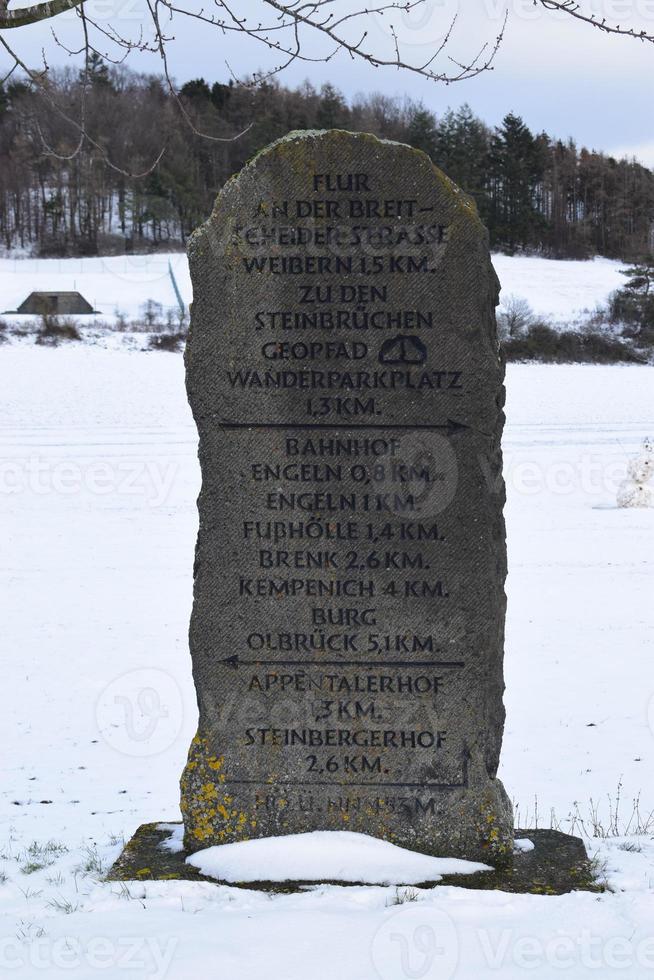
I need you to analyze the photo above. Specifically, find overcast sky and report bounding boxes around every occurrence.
[4,0,654,163]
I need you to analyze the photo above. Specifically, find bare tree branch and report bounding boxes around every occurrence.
[537,0,654,41]
[0,0,84,30]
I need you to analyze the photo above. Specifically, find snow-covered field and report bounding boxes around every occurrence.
[0,253,192,325]
[0,252,627,329]
[491,254,626,322]
[1,345,653,978]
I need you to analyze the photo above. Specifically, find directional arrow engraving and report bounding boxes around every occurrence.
[217,421,469,436]
[219,655,465,670]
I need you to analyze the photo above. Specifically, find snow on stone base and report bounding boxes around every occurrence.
[185,831,491,885]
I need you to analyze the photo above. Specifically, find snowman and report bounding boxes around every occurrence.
[617,437,654,508]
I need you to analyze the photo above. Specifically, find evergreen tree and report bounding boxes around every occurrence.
[315,84,349,129]
[407,105,438,158]
[485,113,546,252]
[434,104,489,199]
[81,51,112,88]
[211,81,233,112]
[610,260,654,339]
[180,78,212,102]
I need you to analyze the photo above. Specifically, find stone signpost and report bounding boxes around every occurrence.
[179,130,513,864]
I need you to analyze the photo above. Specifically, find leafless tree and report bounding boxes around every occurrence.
[0,0,653,173]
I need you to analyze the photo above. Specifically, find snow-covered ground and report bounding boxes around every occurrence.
[1,346,653,977]
[0,252,626,330]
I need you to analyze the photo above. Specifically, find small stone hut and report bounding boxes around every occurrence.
[15,291,96,315]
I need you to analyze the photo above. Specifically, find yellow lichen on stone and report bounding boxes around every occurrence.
[475,797,513,864]
[180,730,258,851]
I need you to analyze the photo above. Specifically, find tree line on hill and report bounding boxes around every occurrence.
[1,58,653,260]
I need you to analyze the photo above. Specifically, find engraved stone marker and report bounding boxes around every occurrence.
[181,130,513,863]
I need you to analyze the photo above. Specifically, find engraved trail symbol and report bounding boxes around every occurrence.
[379,334,428,365]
